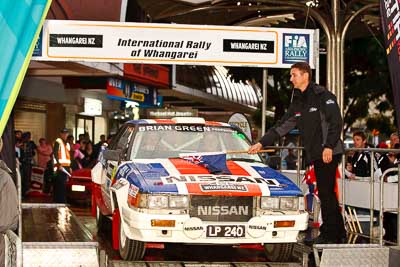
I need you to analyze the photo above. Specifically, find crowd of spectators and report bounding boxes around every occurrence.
[345,131,400,182]
[15,130,110,198]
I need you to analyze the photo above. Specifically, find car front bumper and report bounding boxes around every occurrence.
[119,206,309,244]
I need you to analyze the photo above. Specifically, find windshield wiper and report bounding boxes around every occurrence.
[229,158,261,163]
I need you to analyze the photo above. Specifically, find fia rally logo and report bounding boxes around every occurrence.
[282,33,310,64]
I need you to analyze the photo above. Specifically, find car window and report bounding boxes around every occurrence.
[130,124,262,162]
[108,125,135,153]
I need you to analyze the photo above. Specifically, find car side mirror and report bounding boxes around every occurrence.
[102,149,121,161]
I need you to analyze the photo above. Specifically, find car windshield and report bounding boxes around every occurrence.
[130,124,262,163]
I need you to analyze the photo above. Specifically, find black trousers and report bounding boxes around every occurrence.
[53,171,68,203]
[314,155,346,240]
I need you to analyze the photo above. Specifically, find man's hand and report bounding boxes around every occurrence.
[322,148,333,163]
[248,142,263,154]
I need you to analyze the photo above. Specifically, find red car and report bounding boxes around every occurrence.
[66,168,93,203]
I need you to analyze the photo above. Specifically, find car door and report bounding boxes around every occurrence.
[101,124,135,212]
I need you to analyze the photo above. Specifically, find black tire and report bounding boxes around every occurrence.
[96,205,106,231]
[119,218,146,260]
[264,243,294,262]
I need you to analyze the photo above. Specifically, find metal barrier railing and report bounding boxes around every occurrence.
[263,145,400,246]
[341,147,400,246]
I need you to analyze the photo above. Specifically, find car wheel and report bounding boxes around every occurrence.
[96,205,106,231]
[119,218,146,260]
[264,243,294,262]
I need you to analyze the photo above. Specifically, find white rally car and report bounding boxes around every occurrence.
[92,117,308,261]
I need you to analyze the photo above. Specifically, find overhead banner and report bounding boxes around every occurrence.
[32,20,317,68]
[0,0,51,136]
[380,0,400,129]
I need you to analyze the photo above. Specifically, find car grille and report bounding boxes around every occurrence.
[189,195,253,222]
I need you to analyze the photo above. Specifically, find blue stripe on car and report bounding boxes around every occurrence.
[116,162,179,193]
[251,166,303,196]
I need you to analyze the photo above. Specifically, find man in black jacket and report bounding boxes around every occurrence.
[248,62,346,244]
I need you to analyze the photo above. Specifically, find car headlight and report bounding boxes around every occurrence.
[260,197,280,210]
[169,195,189,208]
[280,197,299,210]
[135,194,189,209]
[147,195,169,209]
[298,196,305,211]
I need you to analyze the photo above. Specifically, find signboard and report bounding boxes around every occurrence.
[228,113,252,142]
[124,64,170,88]
[81,97,102,116]
[30,166,45,193]
[146,108,198,118]
[32,20,317,68]
[282,33,310,64]
[107,78,160,108]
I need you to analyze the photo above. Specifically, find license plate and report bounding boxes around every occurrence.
[72,185,85,192]
[206,225,245,238]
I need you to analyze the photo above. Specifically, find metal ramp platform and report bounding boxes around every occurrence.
[106,243,311,267]
[108,261,302,267]
[21,203,99,267]
[313,244,390,267]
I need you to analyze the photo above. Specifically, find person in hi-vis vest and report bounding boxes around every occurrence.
[53,128,71,203]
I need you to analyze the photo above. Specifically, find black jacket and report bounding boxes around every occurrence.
[352,151,372,177]
[260,82,344,164]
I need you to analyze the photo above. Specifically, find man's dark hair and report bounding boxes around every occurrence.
[353,131,366,141]
[291,62,312,82]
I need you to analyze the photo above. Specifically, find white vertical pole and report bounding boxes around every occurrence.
[315,29,320,84]
[119,0,128,22]
[261,68,268,136]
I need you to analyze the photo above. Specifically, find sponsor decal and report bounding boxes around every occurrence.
[106,178,111,190]
[160,175,280,186]
[128,184,139,197]
[137,125,234,133]
[112,178,128,190]
[282,33,310,64]
[183,217,204,239]
[183,226,204,231]
[247,217,269,238]
[326,99,335,105]
[223,39,274,53]
[50,34,103,48]
[200,184,248,192]
[248,225,267,230]
[116,164,134,179]
[309,107,318,112]
[197,205,249,216]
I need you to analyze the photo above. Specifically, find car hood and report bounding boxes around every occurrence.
[114,158,302,196]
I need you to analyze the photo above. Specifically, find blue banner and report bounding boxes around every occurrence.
[380,0,400,129]
[0,1,51,136]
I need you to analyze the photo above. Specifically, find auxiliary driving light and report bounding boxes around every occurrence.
[151,219,176,227]
[274,220,295,228]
